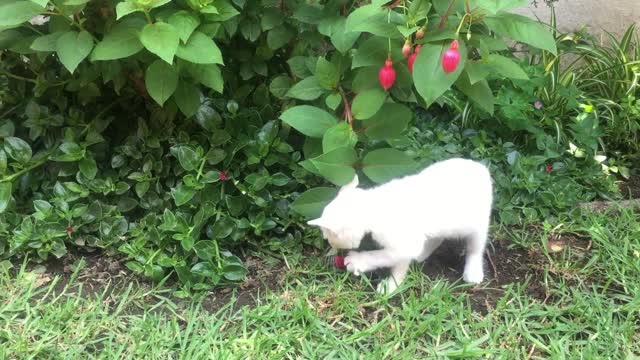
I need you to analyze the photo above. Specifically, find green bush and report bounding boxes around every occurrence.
[0,0,596,291]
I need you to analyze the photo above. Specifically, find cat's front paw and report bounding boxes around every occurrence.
[462,269,484,284]
[376,278,399,295]
[344,252,367,276]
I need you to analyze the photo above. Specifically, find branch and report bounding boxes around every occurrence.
[438,0,457,29]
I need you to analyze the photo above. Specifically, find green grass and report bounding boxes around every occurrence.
[1,208,639,359]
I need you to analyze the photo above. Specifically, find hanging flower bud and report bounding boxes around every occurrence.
[402,40,412,58]
[415,28,426,40]
[378,59,396,91]
[408,45,422,74]
[442,40,460,74]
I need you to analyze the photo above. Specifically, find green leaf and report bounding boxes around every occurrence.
[315,57,339,90]
[135,181,150,198]
[91,18,145,61]
[309,147,357,186]
[322,123,358,152]
[0,1,44,27]
[364,103,412,140]
[325,92,341,110]
[486,54,529,80]
[0,182,11,213]
[362,148,417,183]
[346,3,402,38]
[33,199,52,218]
[168,10,201,43]
[115,1,140,20]
[351,88,386,120]
[140,22,180,64]
[4,136,32,164]
[285,76,326,101]
[0,150,7,175]
[79,157,98,179]
[475,0,528,14]
[194,240,216,261]
[145,60,178,106]
[30,31,65,52]
[175,145,200,171]
[171,184,196,206]
[464,62,491,84]
[413,41,467,106]
[407,0,431,24]
[240,19,261,42]
[56,31,94,73]
[267,25,293,50]
[485,13,557,55]
[455,76,495,114]
[269,75,291,99]
[290,187,338,219]
[187,64,223,93]
[176,31,223,64]
[330,18,359,54]
[173,81,201,117]
[202,0,239,22]
[222,264,246,281]
[279,105,338,138]
[352,36,403,69]
[211,217,234,238]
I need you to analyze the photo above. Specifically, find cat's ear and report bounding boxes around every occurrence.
[340,174,359,192]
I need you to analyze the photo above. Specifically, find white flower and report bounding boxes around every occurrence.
[29,15,50,26]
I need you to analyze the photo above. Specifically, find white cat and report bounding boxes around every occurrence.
[308,158,493,294]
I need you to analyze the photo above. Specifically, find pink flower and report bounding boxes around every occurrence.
[66,226,73,234]
[219,171,229,181]
[546,164,552,174]
[535,101,543,110]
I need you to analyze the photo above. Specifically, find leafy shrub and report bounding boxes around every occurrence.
[0,0,575,289]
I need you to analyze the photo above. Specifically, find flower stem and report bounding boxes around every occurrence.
[338,86,353,125]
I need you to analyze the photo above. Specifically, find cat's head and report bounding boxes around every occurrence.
[307,175,366,249]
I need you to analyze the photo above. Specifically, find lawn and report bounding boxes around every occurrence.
[2,206,638,359]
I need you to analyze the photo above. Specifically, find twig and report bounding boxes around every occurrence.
[485,249,498,279]
[438,0,457,29]
[338,86,353,125]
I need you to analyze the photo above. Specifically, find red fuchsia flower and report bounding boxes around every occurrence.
[402,40,412,58]
[66,226,73,234]
[219,171,229,181]
[408,45,421,74]
[334,256,345,269]
[546,164,552,174]
[442,40,461,74]
[534,101,544,110]
[415,28,426,40]
[378,59,396,91]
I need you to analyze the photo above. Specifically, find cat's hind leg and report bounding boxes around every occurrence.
[416,237,444,262]
[376,260,411,295]
[462,229,488,284]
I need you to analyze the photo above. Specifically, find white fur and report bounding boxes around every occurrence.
[308,158,493,294]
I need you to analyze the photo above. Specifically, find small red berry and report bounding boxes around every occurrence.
[334,256,345,269]
[219,171,229,181]
[415,28,425,40]
[402,40,412,58]
[378,59,396,91]
[66,226,73,234]
[546,164,552,174]
[408,45,421,74]
[442,40,460,74]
